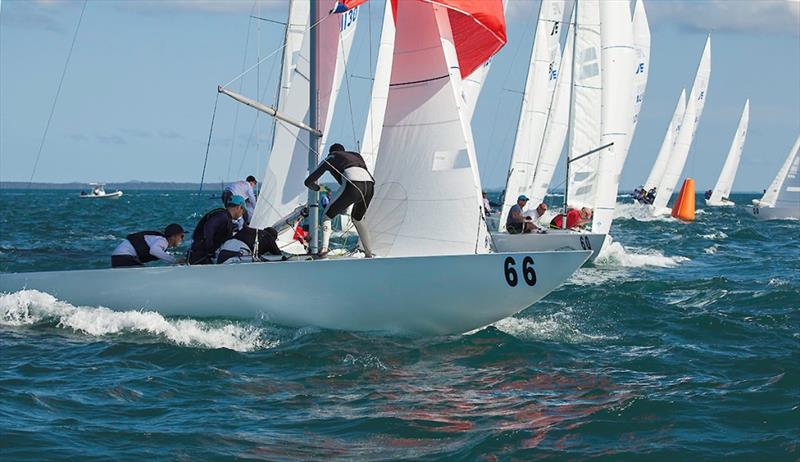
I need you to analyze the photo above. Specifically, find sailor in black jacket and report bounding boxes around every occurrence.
[304,143,374,257]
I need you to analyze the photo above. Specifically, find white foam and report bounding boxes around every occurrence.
[613,203,674,222]
[704,245,718,255]
[0,290,277,352]
[593,240,689,268]
[492,312,615,343]
[700,231,728,240]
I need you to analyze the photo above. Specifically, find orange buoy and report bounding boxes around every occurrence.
[671,178,696,221]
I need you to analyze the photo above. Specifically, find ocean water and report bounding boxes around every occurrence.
[1,190,797,460]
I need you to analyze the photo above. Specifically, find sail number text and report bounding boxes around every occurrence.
[504,256,537,287]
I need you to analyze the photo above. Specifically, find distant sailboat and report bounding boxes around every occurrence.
[752,134,800,220]
[706,99,749,206]
[642,88,686,194]
[651,36,711,214]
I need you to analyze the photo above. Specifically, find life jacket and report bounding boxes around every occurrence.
[191,208,227,243]
[126,231,165,263]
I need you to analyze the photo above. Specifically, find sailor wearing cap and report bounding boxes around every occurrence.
[188,195,246,264]
[111,223,185,268]
[506,195,535,234]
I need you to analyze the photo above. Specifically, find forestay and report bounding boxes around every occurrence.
[363,0,499,257]
[498,0,565,231]
[644,89,685,190]
[652,36,711,211]
[709,99,749,204]
[251,1,358,230]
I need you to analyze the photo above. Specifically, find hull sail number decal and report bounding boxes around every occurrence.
[504,256,537,287]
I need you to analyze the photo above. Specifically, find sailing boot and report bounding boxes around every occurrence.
[318,218,332,258]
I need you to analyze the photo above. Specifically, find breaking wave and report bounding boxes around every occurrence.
[0,290,278,352]
[492,311,616,344]
[593,240,689,268]
[613,203,674,222]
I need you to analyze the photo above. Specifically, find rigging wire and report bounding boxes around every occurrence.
[28,0,88,188]
[226,1,258,183]
[199,92,221,193]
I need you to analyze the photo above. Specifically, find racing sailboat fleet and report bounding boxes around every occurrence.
[2,0,797,336]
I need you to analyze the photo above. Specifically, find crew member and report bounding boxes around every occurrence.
[217,226,283,264]
[550,207,592,230]
[304,143,375,257]
[111,224,185,268]
[506,195,535,234]
[188,195,245,264]
[222,175,258,224]
[526,202,548,227]
[482,192,492,215]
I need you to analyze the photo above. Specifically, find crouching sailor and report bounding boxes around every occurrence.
[111,224,185,268]
[304,143,375,258]
[187,195,245,264]
[217,226,283,264]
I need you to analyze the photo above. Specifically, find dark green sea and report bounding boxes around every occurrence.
[1,190,797,460]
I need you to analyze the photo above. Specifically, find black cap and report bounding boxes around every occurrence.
[164,223,185,237]
[246,175,257,183]
[329,143,345,154]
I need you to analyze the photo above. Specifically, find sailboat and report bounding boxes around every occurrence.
[492,0,643,261]
[641,88,686,198]
[706,99,749,206]
[752,134,800,220]
[0,0,590,336]
[650,36,711,215]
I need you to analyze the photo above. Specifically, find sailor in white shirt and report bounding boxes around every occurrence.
[222,175,258,224]
[111,224,185,268]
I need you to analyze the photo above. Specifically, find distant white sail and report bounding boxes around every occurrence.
[251,1,358,229]
[708,99,749,205]
[461,60,491,123]
[363,1,489,257]
[567,0,602,210]
[652,36,711,211]
[527,11,574,207]
[619,0,650,177]
[592,0,634,235]
[644,89,686,190]
[498,0,565,229]
[759,134,800,208]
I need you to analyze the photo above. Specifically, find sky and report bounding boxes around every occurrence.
[0,0,798,192]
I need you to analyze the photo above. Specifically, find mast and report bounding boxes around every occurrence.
[562,0,578,229]
[308,1,320,253]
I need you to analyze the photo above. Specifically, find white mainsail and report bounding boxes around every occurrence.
[644,88,686,190]
[498,0,565,230]
[363,1,489,257]
[251,1,358,230]
[461,60,491,123]
[708,99,749,205]
[592,0,634,235]
[759,134,800,208]
[527,11,574,207]
[566,0,602,210]
[619,0,650,177]
[652,36,711,212]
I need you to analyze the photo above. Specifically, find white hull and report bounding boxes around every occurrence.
[705,198,735,207]
[751,205,800,220]
[0,250,590,336]
[79,191,123,199]
[491,231,606,263]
